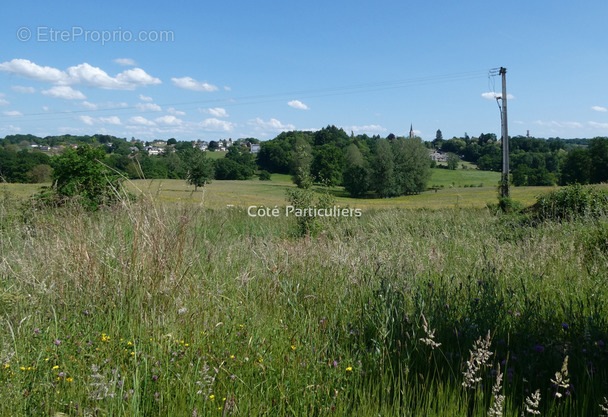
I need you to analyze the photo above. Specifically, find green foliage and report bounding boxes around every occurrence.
[446,152,460,170]
[291,137,313,188]
[285,187,336,236]
[51,145,121,210]
[561,148,591,185]
[311,144,344,186]
[533,183,608,221]
[258,170,271,181]
[184,148,214,190]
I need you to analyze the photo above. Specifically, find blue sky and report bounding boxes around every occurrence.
[0,0,607,141]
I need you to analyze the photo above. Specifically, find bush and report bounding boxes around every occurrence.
[259,170,271,181]
[533,184,608,221]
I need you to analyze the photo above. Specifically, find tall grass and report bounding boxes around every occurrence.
[1,192,607,415]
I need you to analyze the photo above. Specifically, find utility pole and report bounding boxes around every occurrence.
[499,67,509,198]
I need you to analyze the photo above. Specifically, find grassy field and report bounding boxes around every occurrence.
[1,189,608,416]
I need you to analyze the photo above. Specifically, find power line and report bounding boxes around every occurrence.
[0,69,488,122]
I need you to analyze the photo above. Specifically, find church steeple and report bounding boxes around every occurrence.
[409,124,415,138]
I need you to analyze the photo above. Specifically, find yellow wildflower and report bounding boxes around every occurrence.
[346,367,353,372]
[52,365,59,370]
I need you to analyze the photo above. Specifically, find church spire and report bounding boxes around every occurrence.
[409,124,414,138]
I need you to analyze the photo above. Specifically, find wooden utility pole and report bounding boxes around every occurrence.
[499,67,509,198]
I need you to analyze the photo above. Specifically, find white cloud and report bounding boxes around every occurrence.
[136,102,162,112]
[81,101,128,110]
[0,98,8,106]
[198,118,234,132]
[534,120,583,129]
[114,58,136,66]
[98,116,122,125]
[79,115,95,125]
[0,59,161,90]
[588,121,608,129]
[287,100,309,110]
[202,107,229,118]
[129,116,156,126]
[155,115,183,126]
[167,107,186,116]
[346,124,387,135]
[248,117,295,132]
[481,92,515,100]
[11,85,36,94]
[3,110,23,117]
[0,59,67,83]
[42,86,86,100]
[171,76,218,92]
[591,105,607,112]
[224,86,232,91]
[79,115,122,126]
[138,94,153,102]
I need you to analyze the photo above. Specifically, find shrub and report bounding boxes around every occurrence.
[258,170,271,181]
[533,184,608,221]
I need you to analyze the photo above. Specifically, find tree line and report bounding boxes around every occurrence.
[2,130,607,198]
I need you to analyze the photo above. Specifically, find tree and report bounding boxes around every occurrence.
[311,144,344,186]
[590,137,608,183]
[52,145,121,210]
[27,164,53,183]
[446,153,460,170]
[435,129,443,142]
[391,137,432,195]
[343,144,369,197]
[185,148,214,190]
[372,139,395,197]
[291,138,313,188]
[560,148,591,185]
[167,138,177,146]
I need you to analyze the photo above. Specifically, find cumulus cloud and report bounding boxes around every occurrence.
[138,94,153,102]
[0,59,161,90]
[136,102,162,112]
[248,117,295,132]
[0,59,67,83]
[114,58,136,66]
[81,101,128,110]
[79,115,122,125]
[3,110,23,117]
[287,100,309,110]
[129,116,156,126]
[481,92,515,100]
[167,107,186,116]
[198,118,234,132]
[592,105,607,112]
[11,85,36,94]
[155,115,182,126]
[42,86,86,100]
[0,98,8,106]
[201,107,229,118]
[171,76,218,92]
[346,124,387,135]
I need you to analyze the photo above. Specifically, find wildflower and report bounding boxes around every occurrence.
[487,365,504,417]
[533,345,544,353]
[600,397,608,416]
[332,361,338,368]
[3,364,9,369]
[20,367,26,371]
[291,345,296,351]
[54,339,61,346]
[551,356,570,398]
[34,328,40,334]
[178,307,188,315]
[523,389,541,415]
[419,313,441,350]
[52,365,59,370]
[561,323,569,330]
[66,377,74,382]
[101,334,110,342]
[462,330,493,389]
[210,394,215,401]
[345,367,352,372]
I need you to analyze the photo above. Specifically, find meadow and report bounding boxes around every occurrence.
[1,178,607,416]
